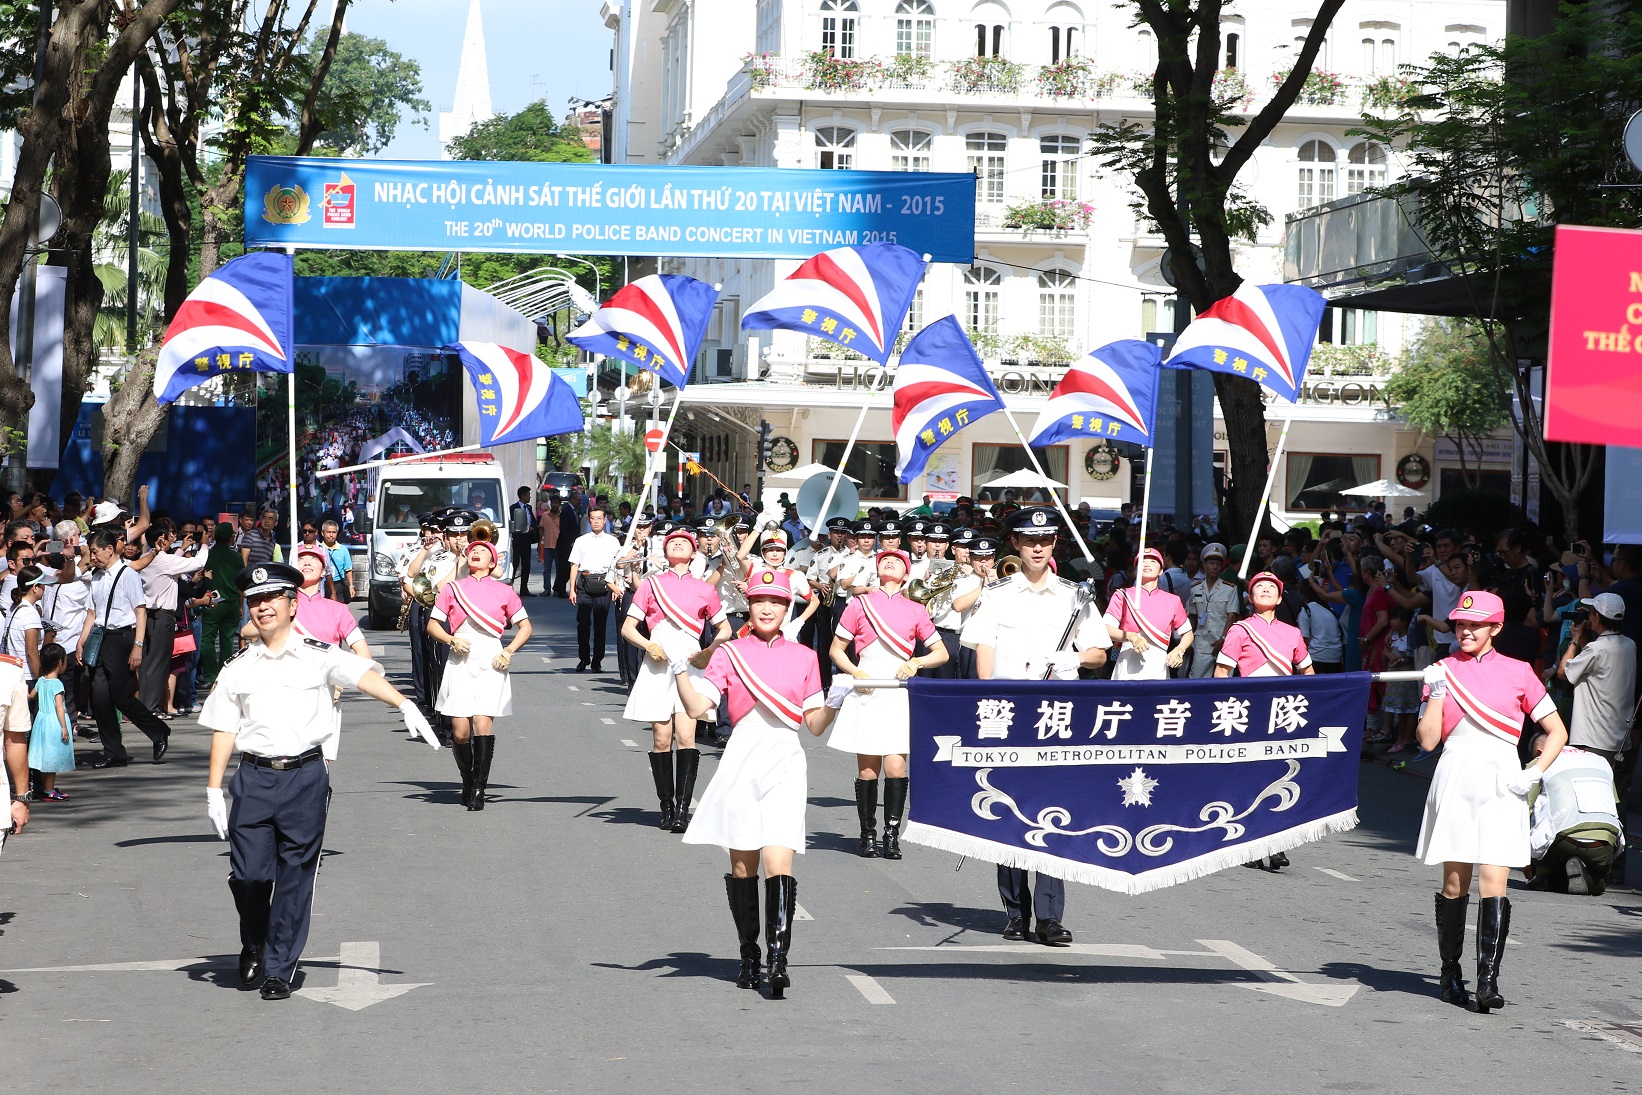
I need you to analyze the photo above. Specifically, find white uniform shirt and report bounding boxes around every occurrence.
[139,549,208,611]
[568,531,622,575]
[200,634,379,758]
[43,576,92,648]
[1417,565,1463,651]
[88,563,145,629]
[930,572,981,631]
[2,602,42,676]
[963,571,1111,680]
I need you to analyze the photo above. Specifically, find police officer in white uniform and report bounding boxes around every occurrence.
[964,507,1111,944]
[202,562,440,1001]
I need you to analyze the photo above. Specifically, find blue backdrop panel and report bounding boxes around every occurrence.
[245,157,976,262]
[293,276,463,347]
[52,404,257,516]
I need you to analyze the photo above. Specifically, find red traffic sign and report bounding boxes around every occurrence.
[644,428,665,453]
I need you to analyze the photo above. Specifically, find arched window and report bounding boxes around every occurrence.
[1361,37,1376,73]
[1297,139,1336,209]
[890,129,933,172]
[1038,269,1077,340]
[965,265,1002,334]
[1138,28,1157,69]
[1380,38,1396,72]
[821,0,858,59]
[1224,31,1240,70]
[974,23,1005,56]
[1040,134,1080,201]
[815,126,856,170]
[1345,142,1387,195]
[966,130,1007,204]
[896,0,935,58]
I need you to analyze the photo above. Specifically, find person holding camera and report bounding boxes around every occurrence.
[1555,592,1636,781]
[567,506,621,673]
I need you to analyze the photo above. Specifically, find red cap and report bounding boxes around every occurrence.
[295,544,328,566]
[746,566,794,603]
[466,540,499,565]
[877,549,912,576]
[1249,571,1284,594]
[664,526,699,550]
[1141,548,1165,568]
[1449,590,1504,624]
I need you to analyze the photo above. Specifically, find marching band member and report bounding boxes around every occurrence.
[1215,570,1313,872]
[400,515,445,710]
[426,540,533,811]
[1416,590,1568,1014]
[829,549,948,860]
[905,520,931,579]
[612,514,657,689]
[672,568,849,997]
[841,520,878,596]
[747,529,816,640]
[621,526,731,832]
[204,563,440,1001]
[269,545,370,657]
[1104,547,1192,680]
[966,507,1110,944]
[929,526,983,680]
[803,517,852,687]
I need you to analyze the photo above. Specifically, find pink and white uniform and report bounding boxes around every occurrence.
[293,589,364,649]
[1416,649,1557,867]
[683,633,824,852]
[1217,615,1312,677]
[1103,585,1191,680]
[624,569,727,723]
[828,589,936,757]
[432,576,528,718]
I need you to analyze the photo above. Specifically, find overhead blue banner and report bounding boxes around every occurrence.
[244,157,976,263]
[904,674,1369,894]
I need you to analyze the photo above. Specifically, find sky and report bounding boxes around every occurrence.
[344,0,615,160]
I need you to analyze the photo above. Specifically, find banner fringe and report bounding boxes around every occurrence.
[903,809,1359,896]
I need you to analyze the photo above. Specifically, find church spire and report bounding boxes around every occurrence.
[439,0,494,157]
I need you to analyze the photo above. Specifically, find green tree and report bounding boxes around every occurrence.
[1087,0,1346,544]
[447,99,596,162]
[1384,319,1509,490]
[301,30,430,155]
[1354,9,1642,537]
[566,421,647,491]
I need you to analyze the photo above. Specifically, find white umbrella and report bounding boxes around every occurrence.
[769,463,860,483]
[983,468,1070,491]
[1339,478,1424,498]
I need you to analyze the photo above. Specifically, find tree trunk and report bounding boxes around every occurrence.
[1211,373,1270,543]
[100,345,168,505]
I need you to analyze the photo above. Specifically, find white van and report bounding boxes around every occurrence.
[366,452,509,629]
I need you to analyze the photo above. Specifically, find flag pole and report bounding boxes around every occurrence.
[1133,444,1156,597]
[997,405,1094,565]
[808,368,888,533]
[287,369,298,555]
[618,382,683,559]
[1237,407,1295,580]
[315,443,486,479]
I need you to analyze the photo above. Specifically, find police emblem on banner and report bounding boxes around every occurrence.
[262,184,311,225]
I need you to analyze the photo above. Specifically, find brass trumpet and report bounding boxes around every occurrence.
[907,564,960,617]
[469,518,498,544]
[997,555,1023,579]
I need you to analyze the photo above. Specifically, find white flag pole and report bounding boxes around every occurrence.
[1134,444,1155,592]
[287,369,298,555]
[997,405,1095,565]
[618,382,684,559]
[808,368,887,530]
[1237,407,1295,581]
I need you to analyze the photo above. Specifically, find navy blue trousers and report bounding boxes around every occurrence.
[997,867,1064,922]
[227,759,330,982]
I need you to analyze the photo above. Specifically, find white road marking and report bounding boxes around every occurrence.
[1565,1020,1642,1054]
[1196,939,1360,1007]
[795,904,814,922]
[620,739,640,749]
[843,971,896,1005]
[601,718,616,725]
[293,942,429,1011]
[566,685,580,692]
[541,657,554,664]
[1313,867,1359,882]
[539,646,556,659]
[4,954,333,973]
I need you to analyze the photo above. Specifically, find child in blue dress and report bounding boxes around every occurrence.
[28,643,71,801]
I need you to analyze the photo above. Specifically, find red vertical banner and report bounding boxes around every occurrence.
[1545,224,1642,447]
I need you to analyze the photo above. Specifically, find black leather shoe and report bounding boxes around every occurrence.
[238,946,264,987]
[1002,916,1027,941]
[1035,919,1073,946]
[90,755,130,769]
[591,663,604,674]
[259,976,292,1000]
[153,735,170,763]
[575,661,588,673]
[1270,850,1290,869]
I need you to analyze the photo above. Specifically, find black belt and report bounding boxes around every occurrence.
[242,748,324,770]
[937,626,960,636]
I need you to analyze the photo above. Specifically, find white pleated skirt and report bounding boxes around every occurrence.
[827,642,910,756]
[623,620,700,723]
[436,621,512,718]
[1416,721,1531,868]
[683,706,808,853]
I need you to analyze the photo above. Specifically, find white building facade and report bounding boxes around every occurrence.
[600,0,1505,522]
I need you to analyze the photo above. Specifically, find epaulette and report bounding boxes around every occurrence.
[220,645,251,669]
[986,576,1011,589]
[302,636,333,650]
[1055,575,1078,588]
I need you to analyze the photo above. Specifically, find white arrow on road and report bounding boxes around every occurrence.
[295,941,429,1011]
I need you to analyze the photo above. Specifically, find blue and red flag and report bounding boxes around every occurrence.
[891,316,1004,484]
[1163,283,1326,402]
[741,242,927,364]
[447,341,585,446]
[152,251,294,404]
[566,273,719,389]
[1028,340,1163,449]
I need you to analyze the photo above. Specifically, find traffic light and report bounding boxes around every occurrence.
[758,420,774,466]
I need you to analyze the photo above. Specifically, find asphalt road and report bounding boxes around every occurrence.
[2,595,1640,1092]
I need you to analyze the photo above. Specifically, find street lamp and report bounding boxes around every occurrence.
[553,254,601,305]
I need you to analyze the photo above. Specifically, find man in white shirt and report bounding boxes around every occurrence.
[567,506,622,673]
[77,529,172,767]
[1557,593,1638,770]
[131,521,208,712]
[1,658,29,839]
[1187,544,1240,677]
[43,551,93,725]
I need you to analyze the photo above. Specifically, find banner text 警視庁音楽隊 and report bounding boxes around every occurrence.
[243,157,977,264]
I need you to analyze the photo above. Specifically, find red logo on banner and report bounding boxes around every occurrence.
[322,172,356,229]
[1545,224,1642,447]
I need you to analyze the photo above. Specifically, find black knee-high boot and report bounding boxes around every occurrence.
[854,778,879,858]
[764,874,796,999]
[468,736,495,811]
[881,776,908,860]
[672,748,700,834]
[649,752,676,830]
[452,740,475,808]
[1475,896,1511,1013]
[1434,892,1470,1007]
[724,874,761,989]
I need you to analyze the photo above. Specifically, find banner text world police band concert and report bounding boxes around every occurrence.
[244,157,977,262]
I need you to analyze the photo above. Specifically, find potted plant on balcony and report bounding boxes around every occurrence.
[1211,66,1250,106]
[1037,56,1094,99]
[741,51,778,90]
[966,328,1003,360]
[803,49,883,93]
[884,52,935,87]
[950,56,1024,94]
[1001,198,1094,231]
[1274,68,1346,106]
[1361,73,1416,110]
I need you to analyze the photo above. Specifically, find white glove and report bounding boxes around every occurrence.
[206,788,229,840]
[1422,663,1447,689]
[1046,650,1082,675]
[1506,767,1543,797]
[400,702,441,749]
[825,678,854,709]
[668,657,691,677]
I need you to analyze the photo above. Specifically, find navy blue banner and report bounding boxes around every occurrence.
[905,675,1369,894]
[243,157,976,262]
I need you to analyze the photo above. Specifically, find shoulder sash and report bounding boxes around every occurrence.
[648,573,703,636]
[1444,661,1525,742]
[1118,587,1172,649]
[1231,618,1293,675]
[858,591,915,660]
[452,579,507,638]
[722,642,804,731]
